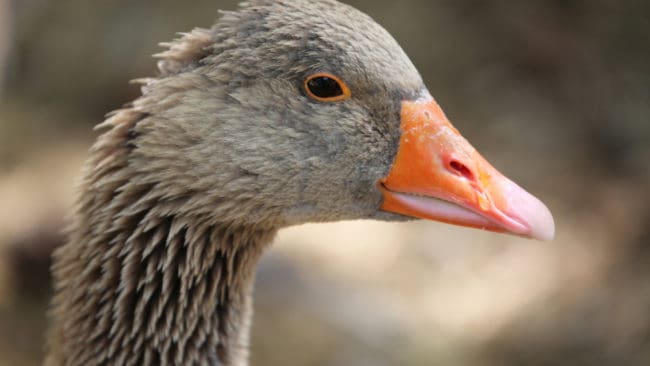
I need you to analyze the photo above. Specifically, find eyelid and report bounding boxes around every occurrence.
[304,73,352,102]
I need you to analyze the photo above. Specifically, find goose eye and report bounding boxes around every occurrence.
[305,73,351,102]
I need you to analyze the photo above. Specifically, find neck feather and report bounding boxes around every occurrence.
[47,210,274,366]
[46,114,275,366]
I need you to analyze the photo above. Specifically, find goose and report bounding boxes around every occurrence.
[45,1,555,365]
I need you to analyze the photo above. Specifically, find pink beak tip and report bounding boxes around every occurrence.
[502,179,556,241]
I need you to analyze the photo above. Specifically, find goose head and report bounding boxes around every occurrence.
[130,0,554,240]
[46,1,556,365]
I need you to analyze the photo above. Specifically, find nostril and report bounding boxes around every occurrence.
[448,160,475,181]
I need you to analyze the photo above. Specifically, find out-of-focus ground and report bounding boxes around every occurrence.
[1,0,649,365]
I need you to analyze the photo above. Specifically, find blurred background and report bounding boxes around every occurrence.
[1,0,649,365]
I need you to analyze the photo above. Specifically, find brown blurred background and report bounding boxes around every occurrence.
[1,0,649,365]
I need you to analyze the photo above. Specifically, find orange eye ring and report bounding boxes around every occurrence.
[304,73,351,102]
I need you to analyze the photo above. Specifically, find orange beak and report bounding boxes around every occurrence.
[380,95,555,241]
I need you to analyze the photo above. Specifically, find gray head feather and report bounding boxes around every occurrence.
[45,1,426,365]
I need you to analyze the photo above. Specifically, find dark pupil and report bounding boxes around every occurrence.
[307,77,343,98]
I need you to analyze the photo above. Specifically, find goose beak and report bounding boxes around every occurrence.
[379,96,555,241]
